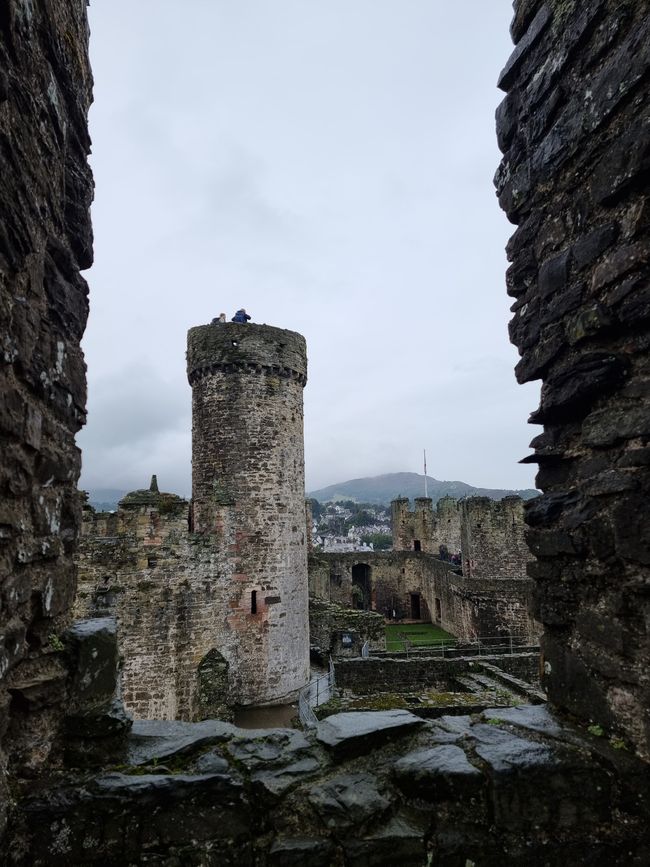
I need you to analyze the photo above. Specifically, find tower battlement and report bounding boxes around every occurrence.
[187,323,307,386]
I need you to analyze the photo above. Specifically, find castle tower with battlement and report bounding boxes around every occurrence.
[391,496,435,552]
[186,322,310,705]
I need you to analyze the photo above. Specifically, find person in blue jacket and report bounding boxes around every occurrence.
[231,308,251,323]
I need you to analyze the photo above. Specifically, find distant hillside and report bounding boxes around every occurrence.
[85,488,127,512]
[308,473,538,506]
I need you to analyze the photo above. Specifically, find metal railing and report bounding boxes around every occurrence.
[378,634,537,659]
[298,657,336,729]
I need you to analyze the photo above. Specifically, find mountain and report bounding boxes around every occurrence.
[84,488,127,512]
[308,473,539,506]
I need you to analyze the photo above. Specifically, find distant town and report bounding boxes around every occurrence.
[310,499,392,553]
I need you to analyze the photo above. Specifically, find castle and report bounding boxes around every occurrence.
[1,1,649,861]
[309,493,539,645]
[74,323,311,719]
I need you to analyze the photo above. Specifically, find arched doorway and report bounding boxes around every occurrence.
[351,563,371,610]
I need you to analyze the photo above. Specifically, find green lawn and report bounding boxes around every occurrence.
[385,623,455,652]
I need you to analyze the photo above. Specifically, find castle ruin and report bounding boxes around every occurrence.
[187,322,310,706]
[1,0,649,862]
[74,323,311,719]
[310,493,539,643]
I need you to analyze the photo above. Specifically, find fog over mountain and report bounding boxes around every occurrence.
[308,472,539,506]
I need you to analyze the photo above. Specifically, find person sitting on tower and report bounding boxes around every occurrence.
[211,313,226,324]
[231,308,251,323]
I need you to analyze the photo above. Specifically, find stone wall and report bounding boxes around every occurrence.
[309,598,386,659]
[10,706,650,865]
[74,487,239,721]
[187,323,310,706]
[431,495,462,555]
[334,653,540,695]
[391,496,435,552]
[311,550,452,620]
[0,0,93,838]
[497,0,650,758]
[460,496,530,580]
[311,550,539,642]
[335,657,469,694]
[421,572,538,643]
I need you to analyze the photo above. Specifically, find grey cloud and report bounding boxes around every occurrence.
[81,1,537,499]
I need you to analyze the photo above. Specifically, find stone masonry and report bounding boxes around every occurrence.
[496,0,650,758]
[431,494,462,555]
[460,496,530,580]
[391,496,435,552]
[187,323,310,706]
[75,322,313,719]
[309,548,540,643]
[2,1,650,863]
[74,480,237,721]
[0,0,93,840]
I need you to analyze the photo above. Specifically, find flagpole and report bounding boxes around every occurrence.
[423,449,428,498]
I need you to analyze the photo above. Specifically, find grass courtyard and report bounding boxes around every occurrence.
[385,623,455,652]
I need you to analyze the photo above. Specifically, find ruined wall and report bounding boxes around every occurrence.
[0,0,93,837]
[312,545,539,642]
[187,323,310,705]
[421,571,538,643]
[74,489,239,721]
[460,496,530,579]
[308,598,386,659]
[390,497,435,552]
[497,0,650,757]
[311,551,452,620]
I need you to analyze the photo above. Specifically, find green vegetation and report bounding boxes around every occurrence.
[360,533,392,550]
[587,724,604,737]
[385,623,455,651]
[48,633,65,651]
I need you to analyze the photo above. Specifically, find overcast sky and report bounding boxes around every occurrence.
[78,0,539,497]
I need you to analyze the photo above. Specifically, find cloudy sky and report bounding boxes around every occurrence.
[78,0,539,497]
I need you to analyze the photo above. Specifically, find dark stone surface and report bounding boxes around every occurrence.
[316,710,424,757]
[393,744,483,801]
[7,708,649,865]
[64,618,120,714]
[307,772,391,830]
[497,0,650,767]
[128,718,235,766]
[0,0,93,835]
[268,837,336,867]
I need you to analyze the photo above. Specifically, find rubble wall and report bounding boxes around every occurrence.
[421,572,538,643]
[0,0,93,836]
[497,0,650,757]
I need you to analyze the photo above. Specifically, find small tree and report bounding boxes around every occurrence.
[361,533,392,550]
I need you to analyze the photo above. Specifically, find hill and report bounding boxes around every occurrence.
[84,488,127,512]
[308,473,538,506]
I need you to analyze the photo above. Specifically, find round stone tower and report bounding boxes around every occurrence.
[186,322,309,706]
